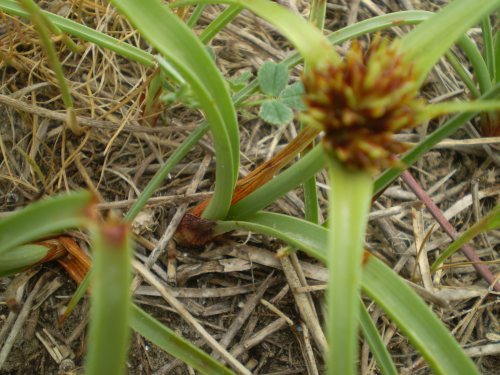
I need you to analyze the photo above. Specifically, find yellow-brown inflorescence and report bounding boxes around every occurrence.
[302,37,425,173]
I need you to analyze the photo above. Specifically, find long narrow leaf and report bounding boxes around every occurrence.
[481,16,496,79]
[198,5,241,44]
[19,0,79,133]
[216,211,327,262]
[0,191,92,254]
[362,256,479,375]
[359,303,398,375]
[495,31,500,84]
[219,212,479,374]
[60,269,92,323]
[109,0,239,220]
[227,145,325,219]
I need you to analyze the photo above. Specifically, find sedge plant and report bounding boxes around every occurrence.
[2,0,500,374]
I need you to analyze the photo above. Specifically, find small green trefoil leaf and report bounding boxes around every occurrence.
[280,81,306,110]
[258,61,289,96]
[259,100,294,126]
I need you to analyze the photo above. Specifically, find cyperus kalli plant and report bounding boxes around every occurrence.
[1,0,500,374]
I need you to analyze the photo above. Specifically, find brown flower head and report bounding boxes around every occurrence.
[302,36,425,172]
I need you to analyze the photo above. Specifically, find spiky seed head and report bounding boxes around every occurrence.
[302,37,425,173]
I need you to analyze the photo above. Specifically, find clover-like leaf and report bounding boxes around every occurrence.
[259,99,294,125]
[280,81,306,110]
[258,61,288,96]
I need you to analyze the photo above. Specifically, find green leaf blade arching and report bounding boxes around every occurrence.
[363,256,479,375]
[109,0,239,220]
[215,211,328,262]
[0,191,92,254]
[259,100,293,126]
[258,61,289,96]
[217,213,480,375]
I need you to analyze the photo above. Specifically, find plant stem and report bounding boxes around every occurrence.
[326,158,372,375]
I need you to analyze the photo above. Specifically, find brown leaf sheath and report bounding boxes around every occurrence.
[175,127,319,247]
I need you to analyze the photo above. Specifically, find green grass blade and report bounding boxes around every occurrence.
[457,35,492,94]
[0,0,154,67]
[215,211,328,262]
[227,144,325,219]
[445,51,480,97]
[481,16,496,79]
[0,191,92,254]
[310,0,327,30]
[198,5,242,44]
[359,303,398,375]
[326,160,372,375]
[374,82,500,196]
[363,256,479,375]
[186,4,207,28]
[109,0,238,220]
[432,204,500,271]
[401,0,500,80]
[85,222,132,375]
[60,270,92,323]
[126,123,209,222]
[495,30,500,83]
[303,176,319,224]
[131,304,234,375]
[0,244,48,276]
